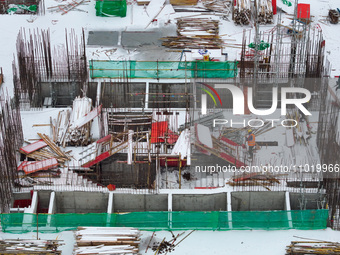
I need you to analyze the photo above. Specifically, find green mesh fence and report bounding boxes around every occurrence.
[95,0,127,17]
[89,60,238,79]
[0,210,328,233]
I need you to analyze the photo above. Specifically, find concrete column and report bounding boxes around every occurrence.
[48,191,56,214]
[47,192,56,227]
[127,130,133,165]
[145,81,149,109]
[23,191,38,230]
[227,192,233,229]
[168,193,172,212]
[168,193,173,230]
[96,81,101,107]
[24,191,38,214]
[107,192,114,214]
[106,192,114,227]
[285,191,293,228]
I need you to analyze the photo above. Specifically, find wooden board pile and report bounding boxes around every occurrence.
[19,134,71,165]
[51,97,100,147]
[177,18,219,36]
[256,0,273,24]
[162,18,222,49]
[286,241,340,254]
[227,172,282,190]
[233,0,251,25]
[0,239,63,254]
[202,0,232,14]
[170,0,198,5]
[74,227,140,254]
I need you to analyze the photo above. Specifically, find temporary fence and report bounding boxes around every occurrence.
[0,209,328,233]
[89,60,238,79]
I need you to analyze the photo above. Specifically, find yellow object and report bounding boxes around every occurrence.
[248,129,252,133]
[203,54,210,61]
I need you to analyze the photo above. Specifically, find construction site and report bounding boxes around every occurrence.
[1,0,340,254]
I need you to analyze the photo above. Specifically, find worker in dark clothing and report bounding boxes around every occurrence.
[245,129,255,159]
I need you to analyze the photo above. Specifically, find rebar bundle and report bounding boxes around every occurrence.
[0,93,23,213]
[13,28,88,109]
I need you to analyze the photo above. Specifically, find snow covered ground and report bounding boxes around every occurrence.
[2,229,340,254]
[1,0,340,253]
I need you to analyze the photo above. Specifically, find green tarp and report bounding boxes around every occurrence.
[95,0,127,17]
[0,210,328,233]
[89,60,238,79]
[7,4,37,14]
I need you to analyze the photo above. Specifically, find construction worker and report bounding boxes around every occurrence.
[245,129,255,159]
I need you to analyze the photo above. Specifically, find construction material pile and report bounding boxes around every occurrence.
[256,0,273,24]
[20,133,70,164]
[227,172,282,190]
[161,18,222,49]
[233,0,251,25]
[170,0,198,5]
[329,9,339,24]
[202,0,232,14]
[0,239,62,254]
[74,227,140,254]
[51,97,101,147]
[286,241,340,254]
[18,133,71,178]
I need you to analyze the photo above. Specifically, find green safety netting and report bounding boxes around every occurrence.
[248,40,270,51]
[0,210,328,233]
[89,60,238,79]
[7,4,37,14]
[95,0,127,17]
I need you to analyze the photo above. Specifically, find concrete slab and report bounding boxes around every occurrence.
[87,31,119,46]
[121,31,162,48]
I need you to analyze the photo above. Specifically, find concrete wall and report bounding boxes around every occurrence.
[32,190,325,214]
[172,194,227,211]
[55,192,109,213]
[231,191,286,211]
[113,194,168,212]
[289,193,326,210]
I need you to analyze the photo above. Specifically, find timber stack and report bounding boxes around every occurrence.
[233,0,251,25]
[162,18,222,49]
[286,241,340,254]
[170,0,198,5]
[0,239,63,254]
[74,227,141,254]
[202,0,232,14]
